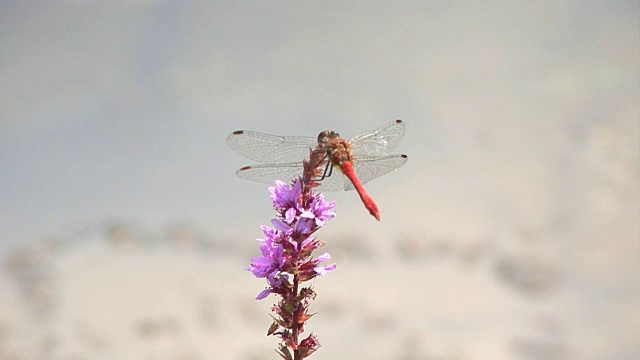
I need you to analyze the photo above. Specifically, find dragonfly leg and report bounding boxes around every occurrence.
[317,159,333,181]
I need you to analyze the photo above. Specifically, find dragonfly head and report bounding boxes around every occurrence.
[317,130,340,145]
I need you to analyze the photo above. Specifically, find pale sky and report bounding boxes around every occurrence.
[1,1,635,248]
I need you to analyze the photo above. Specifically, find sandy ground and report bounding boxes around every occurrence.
[1,201,638,360]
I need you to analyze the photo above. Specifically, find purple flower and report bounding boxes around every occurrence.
[255,272,290,300]
[246,225,285,279]
[269,179,302,211]
[295,217,314,235]
[304,193,336,227]
[313,252,337,277]
[270,216,312,236]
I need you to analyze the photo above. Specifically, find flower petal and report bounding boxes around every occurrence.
[255,289,273,300]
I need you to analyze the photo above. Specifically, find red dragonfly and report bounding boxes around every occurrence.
[227,120,408,221]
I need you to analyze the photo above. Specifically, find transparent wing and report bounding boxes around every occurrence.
[344,154,408,190]
[235,163,305,186]
[235,154,407,192]
[349,119,406,157]
[226,130,316,164]
[234,162,349,192]
[227,120,405,163]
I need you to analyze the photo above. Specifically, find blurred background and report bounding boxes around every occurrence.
[1,1,638,359]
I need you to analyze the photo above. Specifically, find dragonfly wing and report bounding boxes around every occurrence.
[315,165,350,192]
[227,131,316,164]
[235,163,305,185]
[236,162,349,192]
[349,119,405,157]
[344,154,408,191]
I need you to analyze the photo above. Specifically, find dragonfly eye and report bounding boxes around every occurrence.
[317,130,340,144]
[317,130,331,144]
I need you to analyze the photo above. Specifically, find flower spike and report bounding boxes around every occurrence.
[246,148,337,359]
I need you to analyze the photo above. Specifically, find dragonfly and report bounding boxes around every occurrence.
[226,119,408,221]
